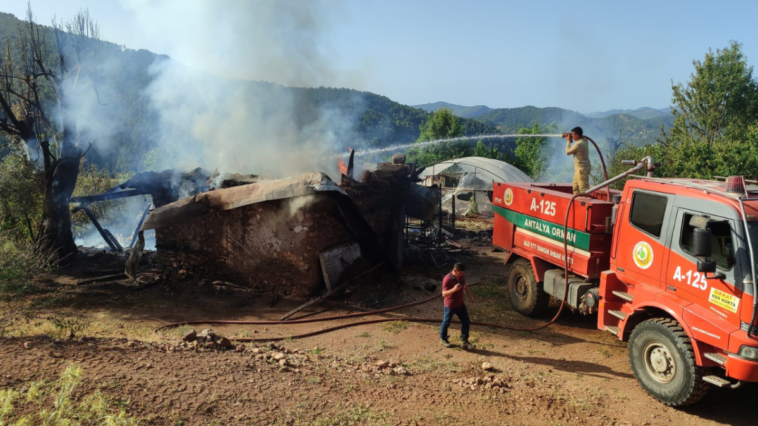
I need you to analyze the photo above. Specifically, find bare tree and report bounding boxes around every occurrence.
[0,4,101,263]
[605,128,623,158]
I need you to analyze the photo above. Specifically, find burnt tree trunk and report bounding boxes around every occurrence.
[39,116,81,264]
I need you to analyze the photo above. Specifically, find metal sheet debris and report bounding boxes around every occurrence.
[319,242,362,291]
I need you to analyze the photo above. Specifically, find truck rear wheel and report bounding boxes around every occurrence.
[507,258,549,317]
[628,318,709,406]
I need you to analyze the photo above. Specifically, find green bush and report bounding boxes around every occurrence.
[0,154,44,243]
[0,231,55,295]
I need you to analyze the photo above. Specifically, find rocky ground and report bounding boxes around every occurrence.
[0,237,756,425]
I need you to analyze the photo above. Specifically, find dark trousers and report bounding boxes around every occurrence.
[440,304,470,342]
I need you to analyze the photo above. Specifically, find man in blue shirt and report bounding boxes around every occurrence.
[440,262,476,349]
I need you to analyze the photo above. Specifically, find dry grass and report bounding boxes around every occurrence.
[453,219,493,232]
[0,364,141,425]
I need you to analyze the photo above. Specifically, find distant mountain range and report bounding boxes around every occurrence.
[414,102,672,121]
[0,9,671,172]
[414,102,493,118]
[413,102,674,146]
[586,107,672,120]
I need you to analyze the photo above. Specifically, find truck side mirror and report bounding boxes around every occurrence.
[692,227,712,258]
[693,227,726,279]
[697,260,717,274]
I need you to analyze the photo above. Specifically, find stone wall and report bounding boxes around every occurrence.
[155,194,355,297]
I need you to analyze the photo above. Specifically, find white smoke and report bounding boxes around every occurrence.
[121,0,365,178]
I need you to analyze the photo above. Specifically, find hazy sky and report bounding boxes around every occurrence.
[2,0,757,113]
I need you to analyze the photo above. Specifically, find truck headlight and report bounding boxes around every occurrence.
[738,345,758,360]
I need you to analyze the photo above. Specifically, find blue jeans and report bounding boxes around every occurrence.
[440,304,470,342]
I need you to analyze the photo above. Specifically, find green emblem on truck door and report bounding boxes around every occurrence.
[633,241,654,269]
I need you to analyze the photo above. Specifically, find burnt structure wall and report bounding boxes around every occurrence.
[155,195,356,297]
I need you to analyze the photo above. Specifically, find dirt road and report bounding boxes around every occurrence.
[0,246,755,425]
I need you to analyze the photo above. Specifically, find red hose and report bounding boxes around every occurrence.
[155,194,584,343]
[583,136,611,201]
[156,141,605,343]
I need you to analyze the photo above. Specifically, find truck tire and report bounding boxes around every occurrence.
[628,318,709,406]
[507,258,549,317]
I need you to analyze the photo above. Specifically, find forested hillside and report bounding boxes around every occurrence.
[587,107,671,119]
[415,100,673,147]
[0,11,500,173]
[474,106,674,146]
[413,102,493,118]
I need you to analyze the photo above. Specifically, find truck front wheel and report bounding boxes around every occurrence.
[628,318,709,406]
[507,258,549,317]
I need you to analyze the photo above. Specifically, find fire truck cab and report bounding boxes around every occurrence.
[492,174,758,406]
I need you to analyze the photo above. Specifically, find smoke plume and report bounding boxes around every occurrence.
[123,0,363,178]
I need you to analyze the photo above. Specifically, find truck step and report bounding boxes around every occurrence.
[703,375,731,388]
[604,325,621,336]
[612,291,634,302]
[609,310,627,321]
[704,352,728,366]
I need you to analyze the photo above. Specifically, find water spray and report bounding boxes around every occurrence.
[349,134,563,158]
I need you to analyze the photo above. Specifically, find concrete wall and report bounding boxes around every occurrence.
[155,194,355,298]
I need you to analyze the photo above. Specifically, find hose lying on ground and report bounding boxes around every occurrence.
[155,136,607,343]
[154,276,570,343]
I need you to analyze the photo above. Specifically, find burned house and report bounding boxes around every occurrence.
[75,158,436,298]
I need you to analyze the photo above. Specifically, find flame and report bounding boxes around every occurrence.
[338,158,348,175]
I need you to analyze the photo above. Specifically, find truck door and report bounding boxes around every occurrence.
[665,208,742,324]
[615,189,675,288]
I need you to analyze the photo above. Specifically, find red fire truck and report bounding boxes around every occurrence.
[491,157,758,406]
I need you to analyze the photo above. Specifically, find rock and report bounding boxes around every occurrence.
[273,352,286,361]
[279,359,289,367]
[199,329,215,339]
[482,362,494,371]
[375,360,389,369]
[182,329,197,342]
[217,337,235,349]
[126,341,136,348]
[393,367,409,376]
[294,225,303,233]
[236,345,245,353]
[252,348,262,354]
[23,341,32,349]
[65,330,75,340]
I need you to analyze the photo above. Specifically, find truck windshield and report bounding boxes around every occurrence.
[748,222,758,290]
[749,222,758,264]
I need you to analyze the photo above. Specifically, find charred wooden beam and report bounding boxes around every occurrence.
[70,189,148,205]
[347,148,355,179]
[77,206,123,252]
[129,204,152,249]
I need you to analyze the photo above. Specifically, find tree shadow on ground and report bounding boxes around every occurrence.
[466,347,635,379]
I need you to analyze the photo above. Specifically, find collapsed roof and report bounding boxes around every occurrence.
[141,172,346,231]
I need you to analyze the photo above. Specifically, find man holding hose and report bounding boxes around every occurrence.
[440,262,476,349]
[565,127,591,194]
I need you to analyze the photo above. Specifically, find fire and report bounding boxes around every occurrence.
[338,158,348,175]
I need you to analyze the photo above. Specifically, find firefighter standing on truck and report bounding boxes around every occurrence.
[565,126,591,194]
